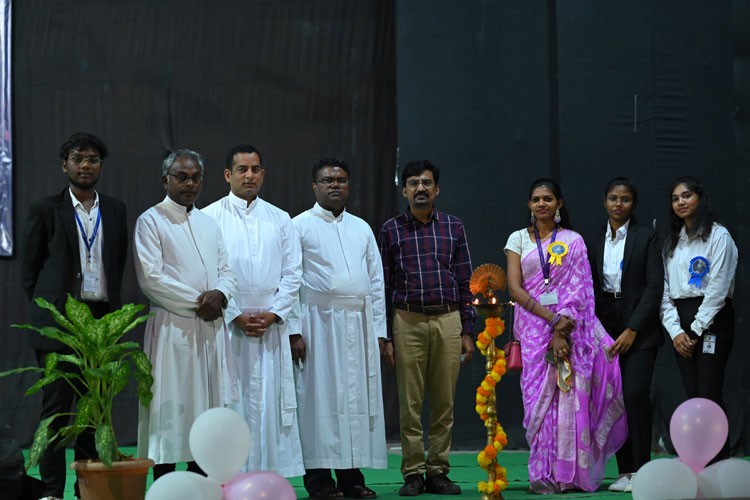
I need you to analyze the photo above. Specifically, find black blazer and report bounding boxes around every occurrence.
[588,222,664,350]
[21,188,128,351]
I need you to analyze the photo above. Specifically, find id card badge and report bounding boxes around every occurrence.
[82,271,99,294]
[539,291,559,306]
[702,334,717,355]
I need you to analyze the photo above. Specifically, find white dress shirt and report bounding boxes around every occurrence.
[70,189,107,301]
[602,220,629,293]
[660,223,738,339]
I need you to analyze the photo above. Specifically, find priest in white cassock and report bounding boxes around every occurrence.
[291,157,386,500]
[134,149,238,481]
[202,144,304,477]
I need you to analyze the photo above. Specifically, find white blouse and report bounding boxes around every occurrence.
[660,223,738,339]
[602,220,629,293]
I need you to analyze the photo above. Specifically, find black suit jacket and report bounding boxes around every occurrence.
[588,222,664,350]
[21,188,128,351]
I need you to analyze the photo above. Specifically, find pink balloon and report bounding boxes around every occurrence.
[669,398,728,473]
[222,471,296,500]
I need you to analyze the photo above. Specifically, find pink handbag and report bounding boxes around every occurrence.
[504,339,522,373]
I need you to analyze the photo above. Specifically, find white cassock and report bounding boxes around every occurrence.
[134,196,238,465]
[291,203,387,470]
[203,193,304,477]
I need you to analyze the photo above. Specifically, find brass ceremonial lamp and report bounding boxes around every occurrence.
[470,264,509,500]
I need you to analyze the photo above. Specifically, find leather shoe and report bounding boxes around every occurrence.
[425,473,461,495]
[398,474,424,496]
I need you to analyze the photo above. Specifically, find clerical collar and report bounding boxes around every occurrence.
[163,195,194,214]
[312,202,345,221]
[228,190,259,210]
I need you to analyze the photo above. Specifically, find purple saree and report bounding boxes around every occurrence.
[509,228,628,493]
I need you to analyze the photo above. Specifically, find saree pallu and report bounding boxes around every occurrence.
[514,229,628,493]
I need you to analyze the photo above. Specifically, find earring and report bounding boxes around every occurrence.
[554,209,561,224]
[530,211,536,224]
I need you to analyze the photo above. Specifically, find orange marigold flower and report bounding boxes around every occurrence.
[477,452,491,468]
[483,444,497,459]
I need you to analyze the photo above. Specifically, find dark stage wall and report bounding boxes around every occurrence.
[396,0,748,453]
[0,0,397,444]
[1,0,748,458]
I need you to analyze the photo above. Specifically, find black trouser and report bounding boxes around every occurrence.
[303,468,365,495]
[34,301,110,498]
[152,462,205,481]
[673,297,734,461]
[598,297,658,474]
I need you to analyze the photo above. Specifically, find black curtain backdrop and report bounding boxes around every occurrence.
[396,0,748,453]
[1,0,748,458]
[0,0,397,445]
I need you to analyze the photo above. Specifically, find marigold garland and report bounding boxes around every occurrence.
[475,317,505,354]
[474,315,509,497]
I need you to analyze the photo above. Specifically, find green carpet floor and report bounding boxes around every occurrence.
[25,447,642,499]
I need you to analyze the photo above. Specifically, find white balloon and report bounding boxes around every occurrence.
[146,471,222,500]
[698,458,750,498]
[632,458,698,500]
[188,407,251,483]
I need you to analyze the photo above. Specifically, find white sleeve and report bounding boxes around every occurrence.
[691,229,738,335]
[270,216,302,326]
[659,257,683,340]
[133,214,201,317]
[365,228,387,339]
[504,229,523,256]
[213,231,238,313]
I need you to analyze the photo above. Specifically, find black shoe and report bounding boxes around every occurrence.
[398,474,425,496]
[425,473,461,495]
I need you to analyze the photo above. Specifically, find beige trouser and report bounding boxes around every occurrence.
[393,309,462,478]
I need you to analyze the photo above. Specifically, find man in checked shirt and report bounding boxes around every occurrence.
[378,160,476,497]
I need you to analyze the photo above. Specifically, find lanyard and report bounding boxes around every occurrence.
[533,223,557,288]
[74,208,101,256]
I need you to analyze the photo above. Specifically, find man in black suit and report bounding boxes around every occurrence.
[21,132,128,500]
[588,178,663,492]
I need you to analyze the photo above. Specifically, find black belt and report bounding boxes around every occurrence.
[393,302,460,315]
[601,291,622,300]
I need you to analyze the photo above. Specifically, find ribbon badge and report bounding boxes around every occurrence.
[688,256,710,288]
[547,241,569,266]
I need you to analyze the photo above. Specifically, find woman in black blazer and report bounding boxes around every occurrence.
[588,177,663,492]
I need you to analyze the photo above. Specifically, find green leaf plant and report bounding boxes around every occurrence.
[0,295,154,467]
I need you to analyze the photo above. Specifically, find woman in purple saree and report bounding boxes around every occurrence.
[504,179,628,493]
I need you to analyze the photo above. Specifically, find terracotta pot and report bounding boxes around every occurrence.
[71,457,155,500]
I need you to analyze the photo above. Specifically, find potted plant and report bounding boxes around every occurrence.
[1,295,155,500]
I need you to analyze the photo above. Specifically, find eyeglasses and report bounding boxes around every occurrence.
[68,154,102,166]
[315,177,349,186]
[168,173,203,184]
[405,178,435,189]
